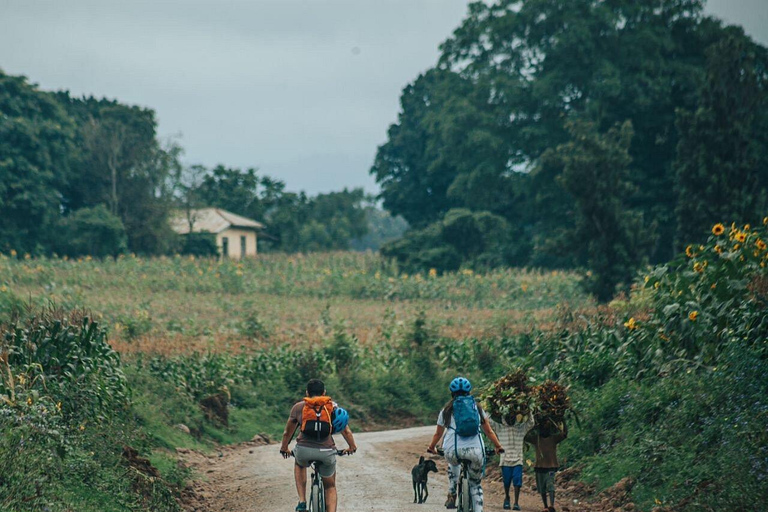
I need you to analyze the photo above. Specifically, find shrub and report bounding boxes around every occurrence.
[57,205,128,258]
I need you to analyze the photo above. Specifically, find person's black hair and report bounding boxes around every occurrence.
[306,379,325,397]
[451,390,470,398]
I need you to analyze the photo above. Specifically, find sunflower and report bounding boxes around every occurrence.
[756,239,767,251]
[714,244,723,254]
[624,317,638,330]
[685,245,695,258]
[689,311,699,322]
[712,223,725,236]
[693,262,705,273]
[735,232,747,243]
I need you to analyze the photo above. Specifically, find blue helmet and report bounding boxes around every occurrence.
[332,407,349,433]
[449,377,472,394]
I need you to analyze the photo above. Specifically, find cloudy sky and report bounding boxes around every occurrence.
[2,0,766,195]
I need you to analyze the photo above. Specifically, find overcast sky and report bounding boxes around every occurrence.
[2,0,766,195]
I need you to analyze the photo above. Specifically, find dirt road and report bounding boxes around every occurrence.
[181,426,548,512]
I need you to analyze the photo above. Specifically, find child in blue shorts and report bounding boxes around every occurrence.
[490,413,535,510]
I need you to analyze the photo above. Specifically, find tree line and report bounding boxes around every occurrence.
[371,0,768,300]
[0,72,405,258]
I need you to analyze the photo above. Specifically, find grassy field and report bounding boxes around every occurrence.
[1,251,591,355]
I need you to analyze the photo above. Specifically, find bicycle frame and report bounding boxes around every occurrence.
[291,450,346,512]
[437,447,496,512]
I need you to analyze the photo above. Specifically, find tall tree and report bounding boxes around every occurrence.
[0,71,75,254]
[674,28,768,245]
[550,120,655,301]
[55,94,178,254]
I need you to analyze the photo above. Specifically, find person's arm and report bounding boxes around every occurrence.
[524,429,537,444]
[481,417,505,454]
[427,425,445,454]
[557,420,568,442]
[339,425,357,455]
[280,417,299,458]
[525,412,536,432]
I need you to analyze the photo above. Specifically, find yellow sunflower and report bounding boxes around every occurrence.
[624,317,638,330]
[735,232,747,243]
[712,223,725,236]
[689,311,698,322]
[685,245,695,258]
[756,239,767,251]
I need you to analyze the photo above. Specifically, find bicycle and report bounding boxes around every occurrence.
[436,447,498,512]
[290,450,347,512]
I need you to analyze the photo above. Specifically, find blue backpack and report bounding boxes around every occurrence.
[452,395,480,438]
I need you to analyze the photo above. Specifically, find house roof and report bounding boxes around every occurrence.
[170,208,264,235]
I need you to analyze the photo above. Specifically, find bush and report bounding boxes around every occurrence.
[180,232,218,257]
[0,309,180,511]
[57,205,128,258]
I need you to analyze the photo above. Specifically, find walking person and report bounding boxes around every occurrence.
[280,379,357,512]
[489,412,536,510]
[426,376,505,511]
[525,420,567,512]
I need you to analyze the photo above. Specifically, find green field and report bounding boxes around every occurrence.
[1,251,591,354]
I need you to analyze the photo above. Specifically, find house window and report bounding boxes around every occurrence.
[241,236,247,257]
[222,237,229,258]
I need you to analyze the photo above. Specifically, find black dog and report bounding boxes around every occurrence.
[411,456,438,504]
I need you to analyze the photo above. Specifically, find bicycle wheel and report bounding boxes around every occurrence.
[459,470,472,512]
[309,478,324,512]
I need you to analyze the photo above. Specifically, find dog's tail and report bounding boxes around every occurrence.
[419,456,425,464]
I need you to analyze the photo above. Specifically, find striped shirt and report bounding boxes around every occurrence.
[489,415,535,467]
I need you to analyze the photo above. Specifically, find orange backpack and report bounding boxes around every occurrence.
[301,396,334,440]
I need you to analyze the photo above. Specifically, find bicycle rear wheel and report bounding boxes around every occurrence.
[459,471,472,512]
[309,479,324,512]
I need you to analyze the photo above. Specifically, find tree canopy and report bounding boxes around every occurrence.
[371,0,768,299]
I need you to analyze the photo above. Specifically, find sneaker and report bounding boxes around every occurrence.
[513,505,521,511]
[503,498,511,509]
[548,507,556,512]
[295,502,307,512]
[445,493,457,509]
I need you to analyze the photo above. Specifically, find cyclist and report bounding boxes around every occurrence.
[280,379,357,512]
[427,376,505,511]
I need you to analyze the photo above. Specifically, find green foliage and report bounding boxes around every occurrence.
[57,204,128,258]
[674,29,768,247]
[0,310,180,511]
[382,208,512,272]
[0,71,76,256]
[179,232,218,257]
[371,0,767,298]
[547,120,655,301]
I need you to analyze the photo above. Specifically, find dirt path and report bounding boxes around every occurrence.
[180,426,554,512]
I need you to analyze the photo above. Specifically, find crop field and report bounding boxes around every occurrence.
[0,251,591,355]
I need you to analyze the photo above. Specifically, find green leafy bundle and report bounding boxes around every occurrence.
[481,369,533,425]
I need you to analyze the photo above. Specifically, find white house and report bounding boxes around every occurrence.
[170,208,264,259]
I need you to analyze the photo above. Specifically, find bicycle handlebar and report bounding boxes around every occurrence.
[432,447,499,457]
[283,449,354,458]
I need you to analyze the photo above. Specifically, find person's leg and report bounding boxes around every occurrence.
[536,471,549,508]
[322,474,337,512]
[501,466,513,509]
[512,465,523,509]
[444,451,459,507]
[502,466,512,499]
[294,463,307,503]
[467,452,485,512]
[547,471,556,511]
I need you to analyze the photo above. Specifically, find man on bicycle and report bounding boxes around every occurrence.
[427,377,505,511]
[280,379,357,512]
